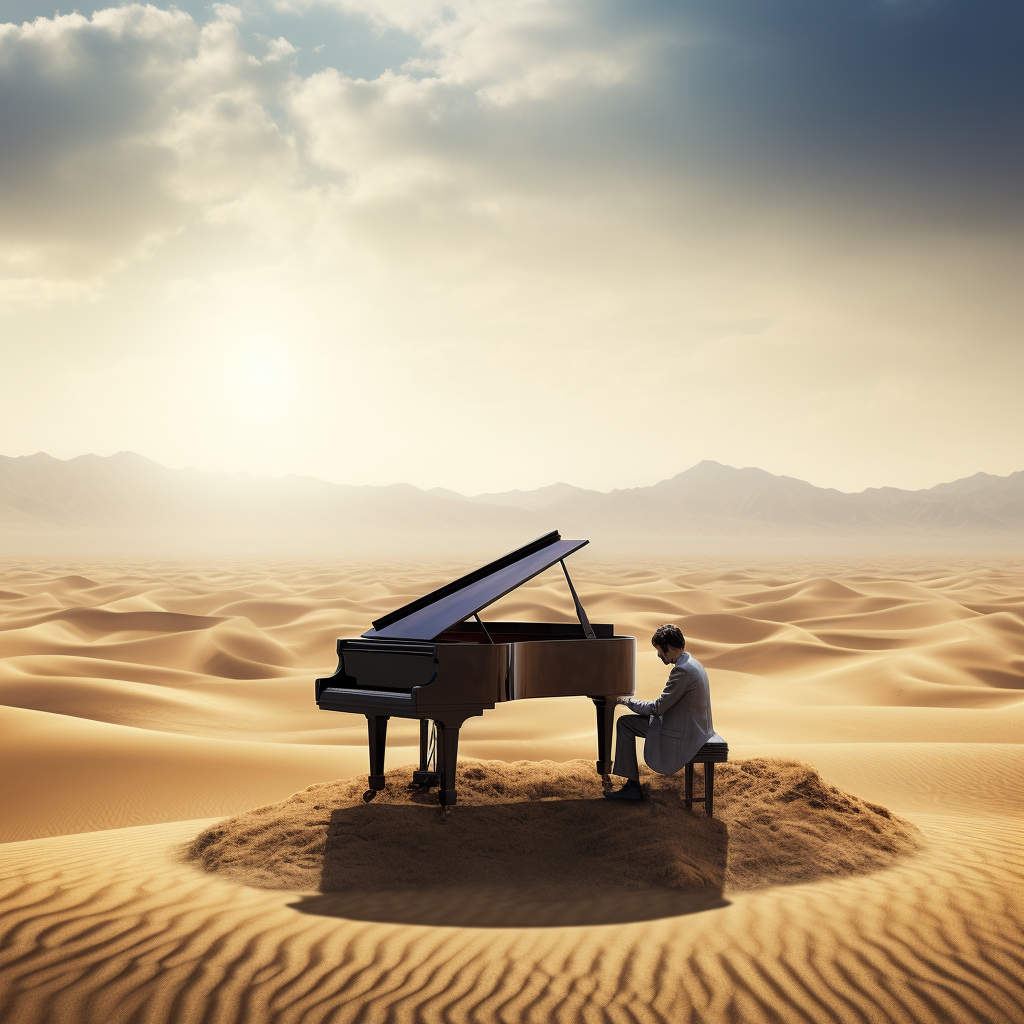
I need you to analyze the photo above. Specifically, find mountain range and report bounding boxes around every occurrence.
[2,451,1022,537]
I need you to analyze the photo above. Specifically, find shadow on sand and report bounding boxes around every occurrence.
[288,798,729,928]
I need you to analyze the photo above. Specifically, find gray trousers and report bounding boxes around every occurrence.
[612,713,650,781]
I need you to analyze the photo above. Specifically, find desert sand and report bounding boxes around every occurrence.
[1,552,1022,1023]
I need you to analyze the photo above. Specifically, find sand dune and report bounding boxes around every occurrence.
[0,553,1021,1022]
[1,556,1021,840]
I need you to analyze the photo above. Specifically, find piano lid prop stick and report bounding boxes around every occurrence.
[473,612,495,644]
[560,559,597,639]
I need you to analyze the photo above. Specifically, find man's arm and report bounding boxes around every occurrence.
[624,663,690,717]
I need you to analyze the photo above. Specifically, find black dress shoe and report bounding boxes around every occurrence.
[603,780,643,801]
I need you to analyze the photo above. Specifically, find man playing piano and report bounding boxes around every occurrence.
[604,624,715,801]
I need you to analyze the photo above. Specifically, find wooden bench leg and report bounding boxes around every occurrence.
[685,762,694,810]
[705,762,715,818]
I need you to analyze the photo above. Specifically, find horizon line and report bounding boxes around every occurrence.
[3,449,1020,500]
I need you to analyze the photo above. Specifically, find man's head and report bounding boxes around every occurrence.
[652,624,685,664]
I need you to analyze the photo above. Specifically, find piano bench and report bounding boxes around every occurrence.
[682,733,729,818]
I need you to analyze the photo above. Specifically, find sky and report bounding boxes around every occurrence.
[1,0,1021,495]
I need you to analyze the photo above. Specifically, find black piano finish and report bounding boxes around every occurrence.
[315,534,636,805]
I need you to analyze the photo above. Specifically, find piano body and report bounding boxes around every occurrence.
[315,531,635,805]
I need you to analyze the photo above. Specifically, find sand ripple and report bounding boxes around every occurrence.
[0,813,1019,1024]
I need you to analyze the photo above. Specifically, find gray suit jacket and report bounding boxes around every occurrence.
[625,652,714,774]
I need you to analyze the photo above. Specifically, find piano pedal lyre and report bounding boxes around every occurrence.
[409,770,440,790]
[408,720,439,790]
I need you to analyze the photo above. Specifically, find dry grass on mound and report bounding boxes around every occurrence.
[185,759,920,908]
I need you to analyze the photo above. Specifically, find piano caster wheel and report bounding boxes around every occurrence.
[601,773,613,791]
[362,789,377,803]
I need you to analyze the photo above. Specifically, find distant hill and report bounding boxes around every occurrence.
[1,452,1021,536]
[431,482,601,512]
[544,461,1024,535]
[0,452,533,535]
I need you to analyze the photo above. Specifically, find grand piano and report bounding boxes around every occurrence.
[315,531,636,805]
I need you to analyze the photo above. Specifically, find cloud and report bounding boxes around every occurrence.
[0,7,192,275]
[288,0,1024,201]
[2,0,1020,285]
[0,4,301,280]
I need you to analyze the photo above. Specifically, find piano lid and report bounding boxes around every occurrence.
[362,531,589,640]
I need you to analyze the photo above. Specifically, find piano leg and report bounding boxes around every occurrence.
[363,714,390,803]
[434,720,461,807]
[591,696,618,778]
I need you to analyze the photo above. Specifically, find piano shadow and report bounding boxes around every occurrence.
[287,799,730,928]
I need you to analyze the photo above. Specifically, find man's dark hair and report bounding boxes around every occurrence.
[652,624,685,652]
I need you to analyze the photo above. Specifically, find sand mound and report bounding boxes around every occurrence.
[186,758,919,921]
